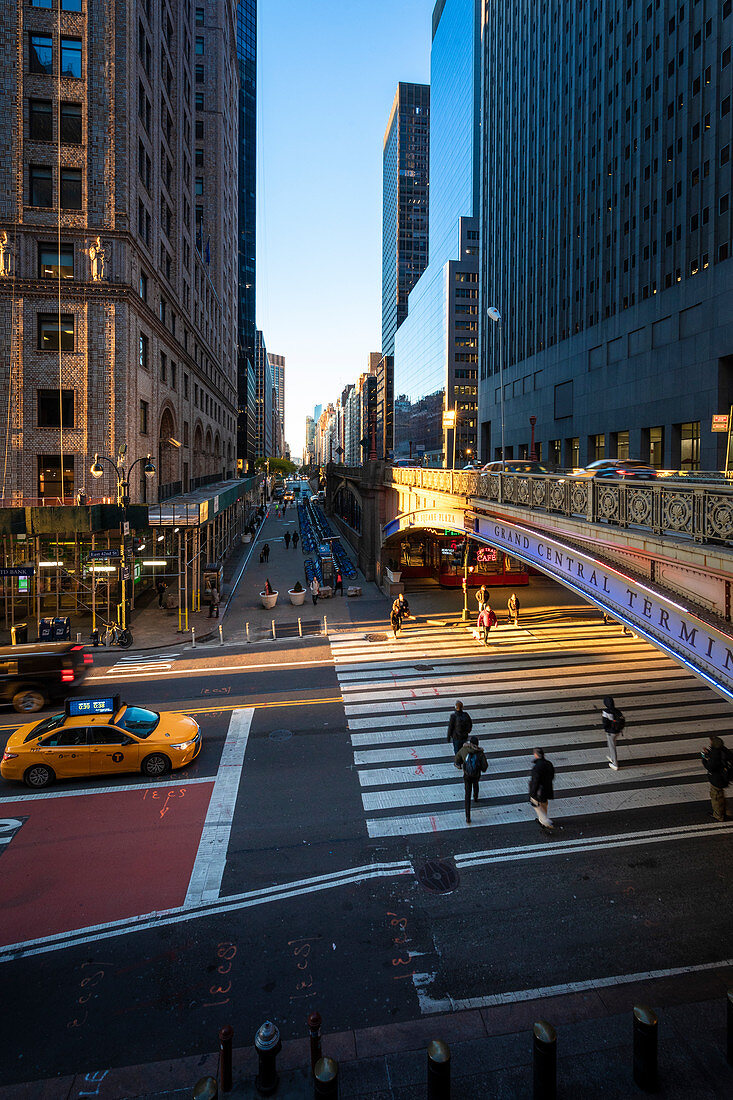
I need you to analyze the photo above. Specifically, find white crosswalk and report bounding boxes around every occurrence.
[330,620,731,839]
[106,653,180,675]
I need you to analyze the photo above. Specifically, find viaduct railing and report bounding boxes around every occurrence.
[387,467,733,545]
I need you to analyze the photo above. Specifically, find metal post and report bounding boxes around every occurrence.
[308,1011,322,1075]
[219,624,224,645]
[632,1005,658,1091]
[313,1057,338,1098]
[177,532,183,633]
[426,1040,450,1100]
[91,534,96,635]
[532,1021,557,1100]
[271,620,276,640]
[298,617,302,637]
[254,1021,281,1097]
[246,622,250,643]
[218,1025,233,1093]
[183,530,189,632]
[499,317,505,460]
[191,626,196,648]
[726,990,733,1066]
[323,615,328,635]
[461,540,470,621]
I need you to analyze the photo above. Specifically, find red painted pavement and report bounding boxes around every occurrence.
[0,782,215,947]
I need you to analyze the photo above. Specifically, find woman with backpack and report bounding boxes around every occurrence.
[454,735,488,824]
[601,695,625,770]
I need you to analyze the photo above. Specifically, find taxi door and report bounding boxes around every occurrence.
[87,726,140,777]
[36,727,90,779]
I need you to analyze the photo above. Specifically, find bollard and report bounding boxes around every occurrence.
[219,1025,233,1093]
[246,622,250,643]
[191,626,196,648]
[76,632,82,643]
[308,1011,322,1074]
[218,624,224,646]
[633,1005,658,1091]
[193,1077,218,1099]
[532,1021,557,1100]
[272,619,276,640]
[426,1040,450,1100]
[727,990,733,1067]
[298,617,303,637]
[254,1020,281,1097]
[313,1057,338,1098]
[323,615,328,635]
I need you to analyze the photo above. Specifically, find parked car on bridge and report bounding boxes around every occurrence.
[574,459,657,480]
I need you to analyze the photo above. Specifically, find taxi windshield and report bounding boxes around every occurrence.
[115,706,160,738]
[25,713,65,742]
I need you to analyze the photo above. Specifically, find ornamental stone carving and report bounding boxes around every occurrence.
[626,488,653,527]
[661,492,693,532]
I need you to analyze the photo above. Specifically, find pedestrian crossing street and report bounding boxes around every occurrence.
[106,653,180,675]
[330,619,732,839]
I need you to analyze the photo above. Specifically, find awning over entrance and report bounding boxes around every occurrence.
[147,478,258,527]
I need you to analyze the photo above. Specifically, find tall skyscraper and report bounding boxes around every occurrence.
[254,329,274,458]
[0,1,239,503]
[479,0,733,470]
[381,82,430,357]
[236,0,257,471]
[393,0,481,465]
[269,352,285,457]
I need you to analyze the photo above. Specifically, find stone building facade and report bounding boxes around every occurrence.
[0,0,238,506]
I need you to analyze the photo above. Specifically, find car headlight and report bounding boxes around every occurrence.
[171,740,195,751]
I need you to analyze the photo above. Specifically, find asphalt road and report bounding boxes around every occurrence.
[0,632,732,1087]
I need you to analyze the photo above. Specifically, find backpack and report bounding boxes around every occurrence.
[488,610,498,627]
[464,750,482,779]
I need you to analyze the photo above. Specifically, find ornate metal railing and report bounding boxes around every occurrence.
[387,467,733,544]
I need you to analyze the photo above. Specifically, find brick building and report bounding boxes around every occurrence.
[0,0,239,506]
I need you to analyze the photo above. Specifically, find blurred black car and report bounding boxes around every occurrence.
[576,459,657,480]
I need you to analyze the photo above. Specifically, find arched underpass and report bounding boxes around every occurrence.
[382,506,733,705]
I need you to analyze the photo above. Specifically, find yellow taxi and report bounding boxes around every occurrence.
[1,695,201,789]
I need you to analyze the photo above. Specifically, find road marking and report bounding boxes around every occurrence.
[0,775,213,805]
[106,653,180,675]
[184,708,253,907]
[85,656,338,684]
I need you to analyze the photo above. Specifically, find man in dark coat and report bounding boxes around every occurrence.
[602,695,625,770]
[447,700,473,755]
[529,747,556,830]
[701,735,732,821]
[284,531,291,549]
[455,735,488,824]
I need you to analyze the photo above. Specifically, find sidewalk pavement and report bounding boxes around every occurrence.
[3,968,731,1098]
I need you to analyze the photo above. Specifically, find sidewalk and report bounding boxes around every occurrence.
[2,967,730,1098]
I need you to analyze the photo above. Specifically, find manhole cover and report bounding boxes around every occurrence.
[414,664,434,671]
[417,859,460,895]
[269,729,293,742]
[367,633,388,642]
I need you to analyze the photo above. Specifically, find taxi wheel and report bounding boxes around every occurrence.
[24,763,54,789]
[142,753,170,778]
[13,689,45,713]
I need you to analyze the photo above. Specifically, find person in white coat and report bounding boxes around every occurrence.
[310,576,320,605]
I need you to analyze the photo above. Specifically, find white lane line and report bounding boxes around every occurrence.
[365,780,711,838]
[85,656,337,684]
[0,775,212,805]
[184,707,253,907]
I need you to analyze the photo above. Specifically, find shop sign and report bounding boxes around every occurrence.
[712,414,729,432]
[87,548,121,561]
[383,509,469,538]
[0,567,34,577]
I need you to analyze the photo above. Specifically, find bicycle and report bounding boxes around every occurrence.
[101,622,134,649]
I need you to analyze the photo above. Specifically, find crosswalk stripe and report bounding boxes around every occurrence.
[331,620,728,839]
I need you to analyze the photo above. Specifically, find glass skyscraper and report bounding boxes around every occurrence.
[237,1,257,470]
[381,82,430,358]
[393,0,481,463]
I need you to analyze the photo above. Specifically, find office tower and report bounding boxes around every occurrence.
[381,81,430,357]
[254,329,274,458]
[236,0,257,471]
[393,0,481,466]
[0,1,239,503]
[375,355,394,459]
[479,1,733,470]
[269,351,285,456]
[305,415,316,464]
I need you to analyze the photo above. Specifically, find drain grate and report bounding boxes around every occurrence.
[367,632,389,642]
[417,859,460,895]
[275,619,321,638]
[414,664,434,671]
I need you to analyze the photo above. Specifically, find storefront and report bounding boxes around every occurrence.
[385,526,529,589]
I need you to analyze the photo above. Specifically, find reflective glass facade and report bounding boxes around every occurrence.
[393,0,480,462]
[237,1,257,469]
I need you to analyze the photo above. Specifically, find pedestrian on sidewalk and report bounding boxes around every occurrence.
[156,579,168,608]
[447,700,473,755]
[529,747,556,830]
[701,735,732,821]
[292,530,299,550]
[310,576,320,605]
[393,593,410,622]
[284,531,291,549]
[390,602,402,640]
[455,735,488,824]
[264,578,274,596]
[476,583,489,614]
[507,592,520,626]
[601,695,625,770]
[262,542,270,563]
[335,569,343,596]
[208,586,220,618]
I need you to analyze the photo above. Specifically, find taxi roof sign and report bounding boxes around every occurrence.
[65,695,121,718]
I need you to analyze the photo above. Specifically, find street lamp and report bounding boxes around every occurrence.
[487,306,505,460]
[442,406,458,470]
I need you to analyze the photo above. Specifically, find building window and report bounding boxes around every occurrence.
[195,91,204,110]
[29,35,53,75]
[195,120,204,140]
[184,373,189,398]
[160,352,167,383]
[615,430,630,461]
[195,7,204,25]
[649,426,664,468]
[60,102,82,144]
[195,177,204,195]
[29,165,52,207]
[37,389,74,428]
[60,38,82,79]
[29,99,53,141]
[140,399,149,434]
[38,243,74,279]
[139,332,149,369]
[38,313,75,352]
[195,36,205,54]
[38,455,74,499]
[590,433,605,460]
[170,361,177,390]
[195,148,204,167]
[31,0,52,7]
[195,64,204,83]
[679,422,700,470]
[61,0,83,10]
[60,168,82,209]
[139,270,148,300]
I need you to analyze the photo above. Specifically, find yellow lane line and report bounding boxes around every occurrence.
[173,696,344,716]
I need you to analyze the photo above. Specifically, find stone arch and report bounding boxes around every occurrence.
[205,428,213,473]
[158,406,178,488]
[193,422,205,478]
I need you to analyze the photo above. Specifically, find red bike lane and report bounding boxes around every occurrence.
[0,781,214,949]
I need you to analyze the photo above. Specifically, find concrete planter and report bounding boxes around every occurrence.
[385,568,402,584]
[288,588,306,606]
[260,591,278,609]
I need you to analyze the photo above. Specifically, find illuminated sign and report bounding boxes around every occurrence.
[66,696,120,717]
[476,547,499,564]
[711,414,729,432]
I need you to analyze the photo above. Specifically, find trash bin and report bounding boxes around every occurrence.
[52,616,71,641]
[10,623,28,645]
[38,617,53,641]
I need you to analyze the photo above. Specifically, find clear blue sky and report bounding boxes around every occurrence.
[256,0,433,459]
